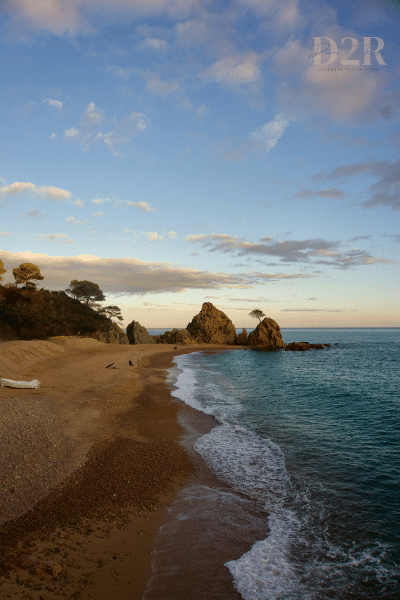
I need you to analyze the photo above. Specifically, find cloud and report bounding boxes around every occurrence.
[20,209,47,219]
[144,231,164,242]
[146,77,182,97]
[0,250,313,295]
[250,114,292,152]
[103,66,137,80]
[73,199,84,207]
[273,34,400,124]
[39,186,72,201]
[281,308,343,312]
[166,231,178,238]
[66,216,89,225]
[1,181,37,196]
[64,127,80,141]
[293,188,350,199]
[126,200,155,212]
[0,231,12,236]
[45,99,63,110]
[200,51,261,87]
[185,233,393,269]
[135,38,169,51]
[92,197,110,204]
[35,234,75,245]
[1,181,72,201]
[312,159,400,210]
[2,0,199,41]
[93,211,104,216]
[63,102,148,155]
[82,101,104,128]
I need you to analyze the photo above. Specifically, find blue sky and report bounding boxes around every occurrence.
[0,0,399,328]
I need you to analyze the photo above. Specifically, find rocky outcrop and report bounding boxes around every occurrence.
[237,328,248,346]
[285,342,326,351]
[156,328,196,345]
[90,322,129,344]
[248,318,286,349]
[186,303,237,345]
[126,320,155,345]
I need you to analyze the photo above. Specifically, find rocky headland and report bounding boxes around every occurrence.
[126,320,156,345]
[128,303,331,350]
[247,317,286,349]
[186,302,237,345]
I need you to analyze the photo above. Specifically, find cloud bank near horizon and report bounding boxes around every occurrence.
[0,249,315,296]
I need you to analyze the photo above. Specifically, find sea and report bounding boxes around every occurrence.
[144,328,399,600]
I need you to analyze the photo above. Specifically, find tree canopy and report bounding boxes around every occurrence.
[66,280,106,306]
[97,305,123,322]
[0,259,6,282]
[12,263,44,289]
[249,308,266,323]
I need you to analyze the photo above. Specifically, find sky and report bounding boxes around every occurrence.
[0,0,399,329]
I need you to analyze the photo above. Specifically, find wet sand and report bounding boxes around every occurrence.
[0,337,237,600]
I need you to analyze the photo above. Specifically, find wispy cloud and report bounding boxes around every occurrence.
[92,197,110,204]
[0,250,313,295]
[185,233,393,269]
[281,308,344,312]
[1,181,72,201]
[200,51,261,87]
[35,233,75,245]
[20,209,47,219]
[143,231,163,242]
[63,102,148,155]
[312,159,400,211]
[126,201,155,212]
[45,98,63,110]
[293,188,350,200]
[66,216,89,225]
[135,37,169,51]
[251,114,293,152]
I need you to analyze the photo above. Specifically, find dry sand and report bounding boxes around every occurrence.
[0,337,233,600]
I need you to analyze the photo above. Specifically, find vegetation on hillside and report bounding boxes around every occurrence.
[0,285,114,340]
[0,261,124,341]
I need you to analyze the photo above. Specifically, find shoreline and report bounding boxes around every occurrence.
[0,337,241,599]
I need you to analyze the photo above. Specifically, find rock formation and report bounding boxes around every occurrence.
[186,302,237,345]
[247,317,286,349]
[156,328,196,345]
[126,320,155,345]
[285,342,326,351]
[237,328,248,346]
[90,322,129,344]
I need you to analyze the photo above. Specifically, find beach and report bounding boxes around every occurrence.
[0,337,233,600]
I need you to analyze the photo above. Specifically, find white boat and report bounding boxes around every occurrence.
[0,378,41,389]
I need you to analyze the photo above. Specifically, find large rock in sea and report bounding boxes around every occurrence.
[237,328,248,346]
[186,302,237,345]
[126,320,155,345]
[248,318,286,349]
[157,328,196,345]
[285,341,326,351]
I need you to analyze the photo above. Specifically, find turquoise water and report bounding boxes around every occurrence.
[160,329,399,600]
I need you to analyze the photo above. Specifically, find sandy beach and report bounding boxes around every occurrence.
[0,337,235,600]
